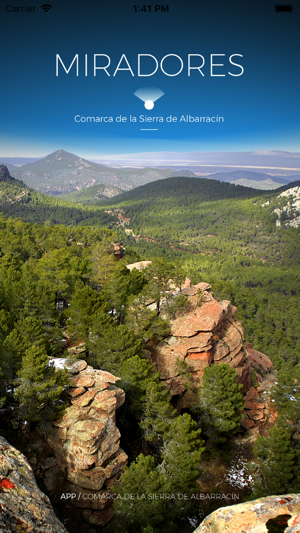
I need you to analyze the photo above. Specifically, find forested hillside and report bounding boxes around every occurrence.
[1,166,300,367]
[0,215,213,531]
[1,167,300,531]
[60,182,122,204]
[102,177,300,368]
[0,165,114,227]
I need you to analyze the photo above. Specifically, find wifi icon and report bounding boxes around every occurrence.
[41,4,52,12]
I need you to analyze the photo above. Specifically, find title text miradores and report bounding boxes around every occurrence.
[56,53,244,77]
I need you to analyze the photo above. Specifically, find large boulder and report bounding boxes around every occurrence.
[194,494,300,533]
[0,435,67,533]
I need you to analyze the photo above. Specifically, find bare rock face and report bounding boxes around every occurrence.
[126,260,152,271]
[151,283,273,424]
[47,359,127,527]
[0,435,67,533]
[244,343,273,374]
[194,494,300,533]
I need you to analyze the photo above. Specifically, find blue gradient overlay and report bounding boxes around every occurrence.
[1,0,299,157]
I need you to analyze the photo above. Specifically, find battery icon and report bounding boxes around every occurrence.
[275,5,294,11]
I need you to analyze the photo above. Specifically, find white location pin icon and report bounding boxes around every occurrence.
[134,87,165,109]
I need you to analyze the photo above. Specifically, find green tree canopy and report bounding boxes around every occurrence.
[118,356,159,425]
[14,346,69,433]
[144,258,186,313]
[89,239,116,288]
[160,413,205,495]
[112,413,205,532]
[87,317,143,376]
[250,425,300,498]
[112,454,169,533]
[66,283,106,340]
[197,363,244,444]
[125,291,170,343]
[139,381,175,443]
[271,363,300,430]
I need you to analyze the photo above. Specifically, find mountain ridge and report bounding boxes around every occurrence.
[9,149,198,196]
[8,149,300,198]
[0,165,114,227]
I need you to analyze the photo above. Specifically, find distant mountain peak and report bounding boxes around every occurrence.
[252,150,277,156]
[44,149,79,162]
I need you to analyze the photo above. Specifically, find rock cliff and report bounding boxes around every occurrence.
[47,359,128,527]
[0,435,67,533]
[150,282,273,425]
[264,186,300,228]
[194,494,300,533]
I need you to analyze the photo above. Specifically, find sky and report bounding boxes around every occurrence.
[1,0,300,157]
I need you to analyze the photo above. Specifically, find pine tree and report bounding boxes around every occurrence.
[140,381,176,442]
[175,359,194,391]
[162,293,190,320]
[89,240,116,288]
[271,363,300,428]
[14,346,69,433]
[125,291,170,343]
[87,320,143,376]
[119,356,159,422]
[197,363,244,444]
[144,258,186,313]
[0,329,25,384]
[112,454,169,533]
[112,414,205,532]
[128,266,147,296]
[0,309,9,345]
[159,413,205,494]
[34,248,77,299]
[17,316,50,354]
[66,283,106,340]
[251,425,300,498]
[103,265,133,325]
[18,272,56,323]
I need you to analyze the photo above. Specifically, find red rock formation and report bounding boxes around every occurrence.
[113,243,124,260]
[150,283,273,424]
[47,359,127,527]
[244,342,273,374]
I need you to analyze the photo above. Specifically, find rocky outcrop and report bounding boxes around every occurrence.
[0,435,67,533]
[150,283,273,423]
[48,359,128,527]
[113,243,124,260]
[0,165,24,187]
[126,260,152,271]
[194,494,300,533]
[0,165,12,182]
[266,186,300,228]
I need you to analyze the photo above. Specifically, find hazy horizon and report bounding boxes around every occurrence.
[1,148,300,177]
